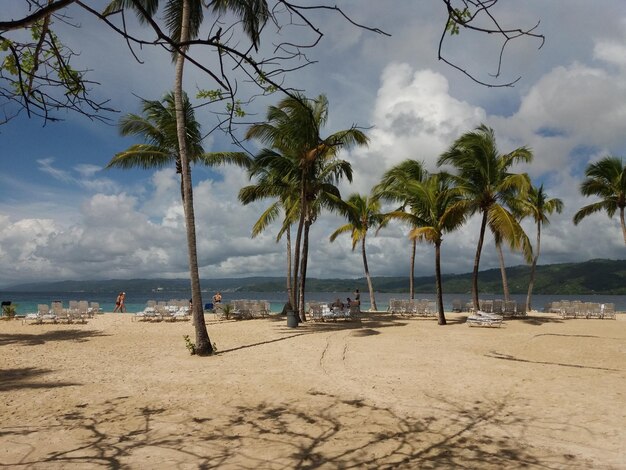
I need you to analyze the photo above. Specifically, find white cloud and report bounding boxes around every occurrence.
[2,3,626,287]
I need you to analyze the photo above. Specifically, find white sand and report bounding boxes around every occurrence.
[1,311,625,469]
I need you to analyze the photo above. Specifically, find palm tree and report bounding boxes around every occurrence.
[239,148,301,309]
[489,193,533,302]
[383,173,465,325]
[107,91,249,355]
[104,0,269,355]
[246,93,368,319]
[372,160,427,299]
[517,184,563,311]
[329,193,384,311]
[573,156,626,244]
[438,124,533,311]
[108,92,250,191]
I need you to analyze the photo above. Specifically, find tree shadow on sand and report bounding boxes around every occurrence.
[0,392,594,469]
[0,329,109,347]
[217,316,408,355]
[485,350,623,372]
[510,315,564,326]
[0,367,81,392]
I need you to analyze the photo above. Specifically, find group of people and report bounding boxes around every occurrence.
[330,288,360,311]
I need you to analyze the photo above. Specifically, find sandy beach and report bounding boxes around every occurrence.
[1,311,625,469]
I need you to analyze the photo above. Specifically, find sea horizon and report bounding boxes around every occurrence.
[2,289,625,315]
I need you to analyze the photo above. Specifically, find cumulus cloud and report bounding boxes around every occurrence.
[2,4,626,287]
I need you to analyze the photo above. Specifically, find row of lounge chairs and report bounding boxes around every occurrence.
[210,300,272,320]
[544,301,616,319]
[307,302,360,322]
[227,300,270,319]
[387,299,438,317]
[452,299,527,317]
[135,299,191,322]
[23,300,101,324]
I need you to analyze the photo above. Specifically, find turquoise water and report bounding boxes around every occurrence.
[2,290,625,315]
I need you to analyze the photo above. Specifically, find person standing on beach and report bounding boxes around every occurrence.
[113,292,125,313]
[213,292,222,304]
[353,288,360,306]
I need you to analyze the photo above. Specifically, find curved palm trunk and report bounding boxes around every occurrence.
[621,207,626,245]
[496,240,510,301]
[286,225,293,309]
[174,0,212,355]
[526,221,541,311]
[409,238,416,300]
[292,212,304,320]
[472,211,489,311]
[361,235,377,311]
[298,220,312,321]
[435,242,446,325]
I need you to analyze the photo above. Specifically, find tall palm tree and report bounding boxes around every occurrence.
[107,92,249,355]
[246,93,368,319]
[329,193,384,311]
[438,124,533,310]
[104,0,269,355]
[373,160,427,300]
[573,156,626,244]
[239,148,301,309]
[517,184,563,311]
[489,190,533,302]
[383,173,466,325]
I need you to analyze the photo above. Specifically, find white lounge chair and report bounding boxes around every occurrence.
[467,310,503,327]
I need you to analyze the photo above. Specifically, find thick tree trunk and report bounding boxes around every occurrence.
[362,235,377,311]
[174,0,212,355]
[496,240,510,301]
[435,242,446,325]
[472,211,488,311]
[409,238,416,300]
[526,221,541,311]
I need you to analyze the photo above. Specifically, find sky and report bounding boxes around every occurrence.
[1,1,626,288]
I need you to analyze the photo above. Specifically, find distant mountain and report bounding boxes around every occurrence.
[4,258,626,295]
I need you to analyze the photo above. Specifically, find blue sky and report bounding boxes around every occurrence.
[1,1,626,287]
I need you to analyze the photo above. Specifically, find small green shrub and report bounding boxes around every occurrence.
[183,335,196,355]
[1,304,17,320]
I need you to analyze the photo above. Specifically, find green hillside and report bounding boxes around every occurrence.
[5,258,626,295]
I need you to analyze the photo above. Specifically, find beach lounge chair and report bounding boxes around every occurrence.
[346,302,360,319]
[601,303,616,319]
[308,303,324,322]
[467,310,503,327]
[50,301,67,323]
[23,304,47,324]
[89,302,101,315]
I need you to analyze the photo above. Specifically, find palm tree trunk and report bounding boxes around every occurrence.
[173,0,212,355]
[286,224,293,309]
[619,207,626,243]
[298,219,311,321]
[435,242,446,325]
[496,240,510,301]
[292,215,303,320]
[361,235,377,311]
[409,238,416,300]
[526,221,541,311]
[472,211,488,311]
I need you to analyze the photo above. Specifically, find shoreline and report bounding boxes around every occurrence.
[1,311,625,468]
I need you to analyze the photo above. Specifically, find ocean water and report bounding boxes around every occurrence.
[1,290,625,315]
